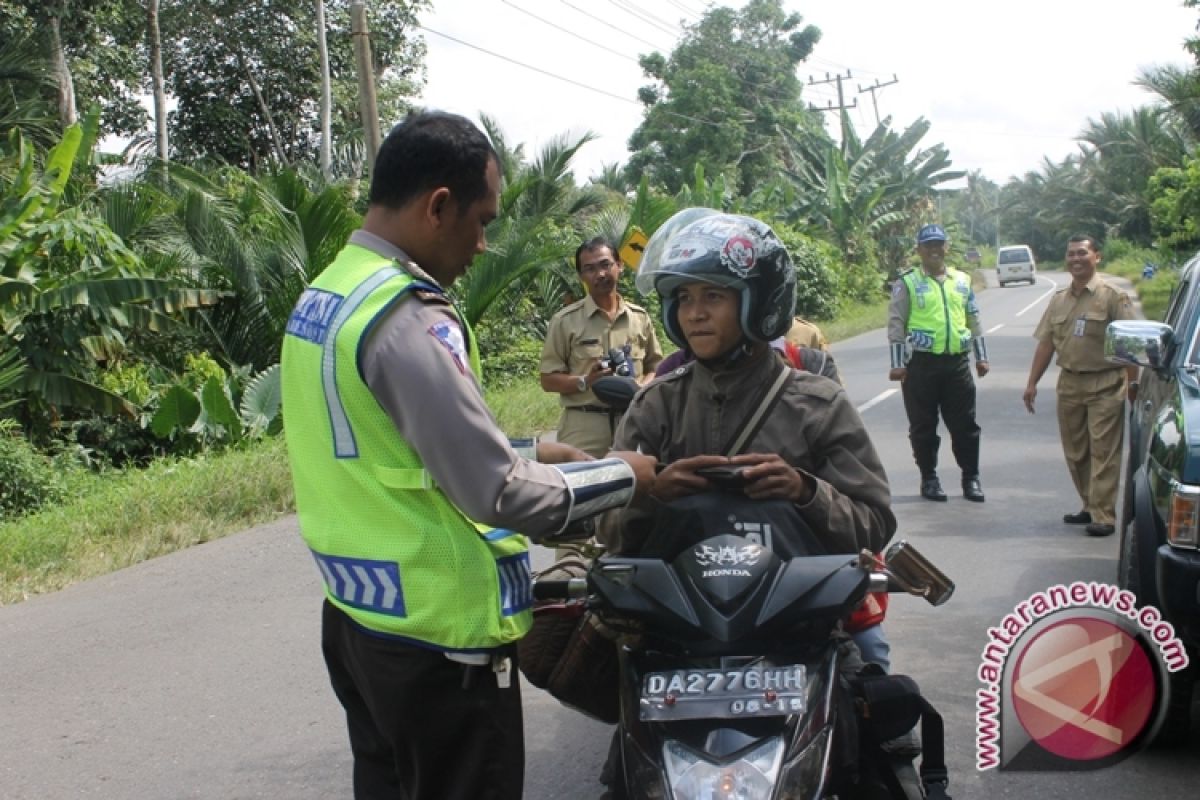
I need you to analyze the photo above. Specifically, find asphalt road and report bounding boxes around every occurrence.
[2,271,1198,799]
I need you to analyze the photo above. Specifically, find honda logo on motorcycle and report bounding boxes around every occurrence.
[679,534,776,607]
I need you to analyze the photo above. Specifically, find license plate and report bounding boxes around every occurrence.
[639,665,807,721]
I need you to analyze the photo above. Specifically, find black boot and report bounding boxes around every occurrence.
[920,475,947,502]
[962,475,985,502]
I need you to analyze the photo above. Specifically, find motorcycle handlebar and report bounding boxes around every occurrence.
[532,578,588,601]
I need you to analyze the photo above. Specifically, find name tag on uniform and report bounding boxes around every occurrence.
[1074,318,1087,337]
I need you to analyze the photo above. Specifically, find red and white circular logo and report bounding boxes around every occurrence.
[722,236,756,275]
[1011,617,1156,761]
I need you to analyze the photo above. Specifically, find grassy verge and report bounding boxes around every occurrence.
[0,296,892,605]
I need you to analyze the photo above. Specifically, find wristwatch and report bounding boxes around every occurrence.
[576,374,588,393]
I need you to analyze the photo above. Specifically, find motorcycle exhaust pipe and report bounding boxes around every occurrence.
[883,540,955,606]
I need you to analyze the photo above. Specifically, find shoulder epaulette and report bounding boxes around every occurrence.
[550,298,587,320]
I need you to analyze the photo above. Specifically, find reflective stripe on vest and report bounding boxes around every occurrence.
[312,551,406,615]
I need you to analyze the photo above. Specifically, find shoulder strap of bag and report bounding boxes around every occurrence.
[721,359,792,457]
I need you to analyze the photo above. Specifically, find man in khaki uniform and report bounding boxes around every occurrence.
[1023,235,1138,536]
[784,317,830,352]
[540,237,663,457]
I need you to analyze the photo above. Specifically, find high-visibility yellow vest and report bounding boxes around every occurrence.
[901,268,972,355]
[280,244,532,651]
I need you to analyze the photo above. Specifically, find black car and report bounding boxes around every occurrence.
[1107,262,1200,744]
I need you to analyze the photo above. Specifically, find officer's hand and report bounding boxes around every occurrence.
[888,368,907,382]
[732,453,815,504]
[1023,385,1037,414]
[536,441,594,464]
[651,454,732,503]
[586,360,613,386]
[976,361,990,378]
[608,451,659,502]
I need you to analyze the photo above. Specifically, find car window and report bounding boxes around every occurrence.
[998,249,1031,264]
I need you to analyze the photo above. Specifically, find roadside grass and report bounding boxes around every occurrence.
[0,295,891,605]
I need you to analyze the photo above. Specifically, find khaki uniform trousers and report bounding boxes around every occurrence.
[556,407,618,459]
[1055,369,1126,525]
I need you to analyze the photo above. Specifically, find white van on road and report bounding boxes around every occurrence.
[996,244,1037,287]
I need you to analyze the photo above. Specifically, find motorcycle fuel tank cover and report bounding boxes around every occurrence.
[679,533,778,607]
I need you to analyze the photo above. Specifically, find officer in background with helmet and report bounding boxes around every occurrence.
[279,111,656,800]
[888,224,989,503]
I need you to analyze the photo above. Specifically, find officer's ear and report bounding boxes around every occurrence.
[424,187,453,229]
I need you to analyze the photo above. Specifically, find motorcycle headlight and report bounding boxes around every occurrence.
[663,737,783,800]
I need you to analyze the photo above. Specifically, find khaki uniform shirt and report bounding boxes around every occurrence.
[539,294,663,407]
[610,348,896,555]
[352,230,572,537]
[1033,275,1134,372]
[784,318,829,352]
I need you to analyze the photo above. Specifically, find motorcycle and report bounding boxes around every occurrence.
[534,494,955,800]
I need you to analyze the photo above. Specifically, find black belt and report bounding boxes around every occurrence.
[568,405,613,414]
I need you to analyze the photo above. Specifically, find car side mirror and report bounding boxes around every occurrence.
[1106,320,1173,371]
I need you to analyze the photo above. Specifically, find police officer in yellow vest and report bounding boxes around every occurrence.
[280,111,656,800]
[888,224,989,503]
[539,237,663,458]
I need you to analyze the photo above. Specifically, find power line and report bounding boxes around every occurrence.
[607,0,681,37]
[664,0,702,21]
[417,24,727,130]
[500,0,640,65]
[559,0,672,51]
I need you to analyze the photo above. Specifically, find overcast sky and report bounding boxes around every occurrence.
[414,0,1197,187]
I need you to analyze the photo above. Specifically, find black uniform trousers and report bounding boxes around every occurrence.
[321,600,524,800]
[900,351,981,479]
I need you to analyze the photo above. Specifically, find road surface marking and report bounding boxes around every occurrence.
[857,389,898,414]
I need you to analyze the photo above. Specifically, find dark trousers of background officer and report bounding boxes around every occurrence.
[321,601,524,800]
[901,351,981,480]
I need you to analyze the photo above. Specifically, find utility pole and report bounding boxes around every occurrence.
[857,74,899,126]
[351,2,381,177]
[806,71,856,142]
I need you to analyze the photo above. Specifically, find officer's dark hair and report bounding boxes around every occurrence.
[575,236,619,272]
[1068,234,1101,253]
[369,110,498,211]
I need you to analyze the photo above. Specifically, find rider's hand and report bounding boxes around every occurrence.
[651,454,733,503]
[888,367,907,382]
[731,453,815,504]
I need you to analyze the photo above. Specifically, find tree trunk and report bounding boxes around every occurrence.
[350,2,381,176]
[147,0,169,162]
[236,49,290,167]
[47,6,78,128]
[315,0,333,180]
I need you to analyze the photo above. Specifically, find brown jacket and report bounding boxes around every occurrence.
[610,348,896,555]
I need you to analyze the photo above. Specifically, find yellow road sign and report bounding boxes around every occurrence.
[619,227,648,269]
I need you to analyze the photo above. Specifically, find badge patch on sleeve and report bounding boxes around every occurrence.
[286,287,344,345]
[428,319,469,374]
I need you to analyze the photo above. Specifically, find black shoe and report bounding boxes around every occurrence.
[1063,510,1092,524]
[962,477,985,502]
[1085,522,1116,537]
[920,477,947,501]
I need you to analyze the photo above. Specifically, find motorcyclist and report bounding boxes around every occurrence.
[605,208,896,667]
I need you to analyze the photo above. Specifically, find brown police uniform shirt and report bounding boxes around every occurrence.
[539,294,663,407]
[1033,275,1134,372]
[610,347,896,556]
[351,230,573,537]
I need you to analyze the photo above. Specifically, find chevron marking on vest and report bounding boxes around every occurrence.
[321,266,405,459]
[497,552,533,617]
[312,551,407,616]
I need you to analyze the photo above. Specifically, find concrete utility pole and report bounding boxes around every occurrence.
[351,2,381,177]
[857,75,899,126]
[806,71,856,142]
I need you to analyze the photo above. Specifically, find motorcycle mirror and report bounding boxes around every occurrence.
[883,540,955,606]
[591,376,639,412]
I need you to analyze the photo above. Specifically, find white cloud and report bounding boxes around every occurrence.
[416,0,1196,186]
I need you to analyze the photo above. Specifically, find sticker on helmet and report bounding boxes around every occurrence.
[722,235,756,276]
